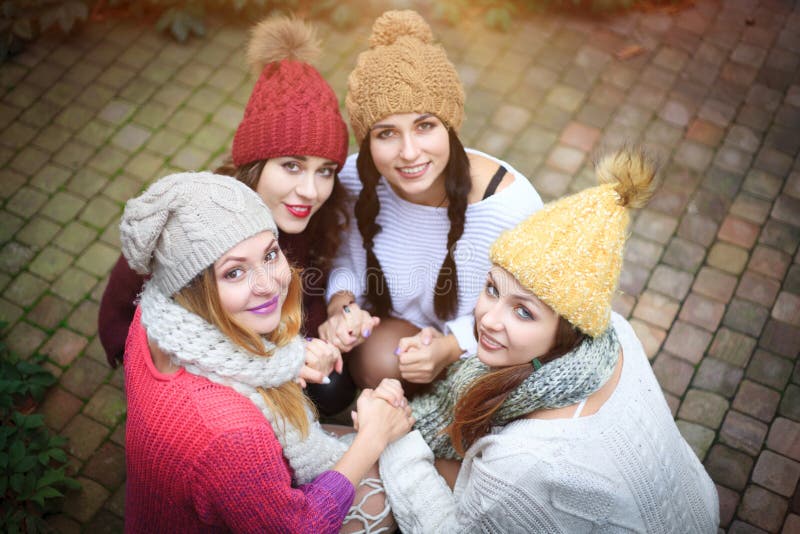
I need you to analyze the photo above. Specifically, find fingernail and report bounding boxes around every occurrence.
[305,336,312,341]
[322,376,331,385]
[394,347,401,355]
[363,329,371,338]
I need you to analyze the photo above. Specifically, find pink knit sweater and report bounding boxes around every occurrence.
[124,308,354,532]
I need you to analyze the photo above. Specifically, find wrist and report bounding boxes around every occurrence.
[443,334,463,363]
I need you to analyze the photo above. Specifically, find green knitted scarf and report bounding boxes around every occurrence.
[411,326,620,459]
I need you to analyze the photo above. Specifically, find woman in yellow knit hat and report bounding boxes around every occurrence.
[371,149,720,532]
[319,10,543,392]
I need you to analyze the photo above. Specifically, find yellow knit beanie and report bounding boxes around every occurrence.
[346,10,465,144]
[490,150,658,337]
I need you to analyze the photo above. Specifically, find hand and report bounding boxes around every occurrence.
[305,338,343,378]
[396,328,461,383]
[352,388,414,446]
[318,299,380,353]
[370,378,407,409]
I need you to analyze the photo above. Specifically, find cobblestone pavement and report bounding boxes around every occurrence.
[1,0,799,531]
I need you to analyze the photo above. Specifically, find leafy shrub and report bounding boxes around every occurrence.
[0,0,88,62]
[0,329,80,533]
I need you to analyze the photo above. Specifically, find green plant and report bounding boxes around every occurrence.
[0,329,80,533]
[0,0,88,62]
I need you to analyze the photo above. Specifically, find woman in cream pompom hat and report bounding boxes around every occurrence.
[320,10,544,396]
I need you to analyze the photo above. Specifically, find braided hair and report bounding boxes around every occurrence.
[354,128,471,320]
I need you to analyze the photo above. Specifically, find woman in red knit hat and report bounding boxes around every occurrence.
[99,16,357,415]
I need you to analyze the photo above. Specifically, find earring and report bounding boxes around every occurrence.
[531,358,543,371]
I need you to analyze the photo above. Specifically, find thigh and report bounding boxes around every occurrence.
[349,317,419,389]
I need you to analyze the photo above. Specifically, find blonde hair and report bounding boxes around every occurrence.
[174,266,313,436]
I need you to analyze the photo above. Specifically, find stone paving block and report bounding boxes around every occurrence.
[723,298,770,337]
[42,191,87,224]
[737,271,782,308]
[718,215,761,249]
[648,265,694,301]
[109,422,125,448]
[773,292,800,327]
[558,121,600,152]
[780,384,800,422]
[705,165,745,199]
[545,144,585,174]
[710,328,757,368]
[674,140,714,173]
[760,219,800,256]
[747,350,793,390]
[720,410,769,456]
[88,145,129,176]
[545,84,585,112]
[786,265,800,295]
[768,418,800,461]
[28,246,74,282]
[82,441,126,490]
[51,267,98,304]
[678,389,729,428]
[632,210,678,245]
[660,99,692,127]
[648,187,690,217]
[628,318,666,359]
[15,216,60,250]
[705,443,754,490]
[37,386,82,432]
[26,294,72,330]
[110,123,152,154]
[66,300,99,337]
[611,293,635,318]
[83,508,125,533]
[733,379,781,422]
[104,483,125,519]
[7,186,48,219]
[691,266,736,304]
[784,514,800,533]
[738,485,789,533]
[691,188,730,223]
[103,174,141,204]
[699,98,736,128]
[727,520,768,533]
[79,196,120,229]
[624,236,663,270]
[0,241,36,275]
[753,450,800,498]
[3,271,48,308]
[652,352,695,396]
[664,318,712,365]
[40,328,88,367]
[75,242,119,278]
[60,356,109,399]
[743,169,783,201]
[5,321,47,359]
[45,514,81,534]
[62,476,110,524]
[56,221,98,255]
[676,420,715,460]
[717,483,740,528]
[171,144,210,171]
[679,293,726,332]
[61,414,109,461]
[146,128,185,158]
[725,124,762,154]
[0,298,23,326]
[749,245,792,280]
[686,118,725,147]
[760,319,800,359]
[786,170,800,200]
[755,146,794,177]
[84,385,126,427]
[633,291,680,330]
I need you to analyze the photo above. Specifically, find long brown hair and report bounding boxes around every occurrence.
[174,264,313,436]
[354,128,471,319]
[215,157,349,272]
[448,317,587,456]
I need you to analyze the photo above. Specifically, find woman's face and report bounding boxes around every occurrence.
[214,230,291,335]
[368,113,450,206]
[256,156,338,234]
[473,266,560,368]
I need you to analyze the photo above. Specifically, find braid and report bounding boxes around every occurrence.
[434,130,471,320]
[355,136,392,316]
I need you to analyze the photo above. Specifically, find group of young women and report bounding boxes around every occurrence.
[108,9,720,532]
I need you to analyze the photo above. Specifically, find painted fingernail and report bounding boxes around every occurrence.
[363,329,371,338]
[305,336,312,341]
[322,376,331,385]
[394,347,401,355]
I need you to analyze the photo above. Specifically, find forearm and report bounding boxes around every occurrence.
[332,431,384,487]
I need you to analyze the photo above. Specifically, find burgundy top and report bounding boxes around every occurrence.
[124,308,353,532]
[99,231,328,367]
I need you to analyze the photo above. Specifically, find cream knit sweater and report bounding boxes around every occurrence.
[379,313,719,533]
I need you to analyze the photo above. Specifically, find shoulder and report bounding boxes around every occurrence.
[337,153,363,194]
[464,148,543,210]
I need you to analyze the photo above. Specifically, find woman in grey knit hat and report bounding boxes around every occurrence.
[120,171,412,532]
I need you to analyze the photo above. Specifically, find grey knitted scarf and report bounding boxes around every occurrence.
[412,327,620,459]
[139,282,348,485]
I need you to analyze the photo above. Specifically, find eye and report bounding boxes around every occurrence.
[375,129,395,140]
[514,306,534,320]
[263,248,279,263]
[485,281,498,297]
[317,166,335,178]
[417,121,436,132]
[224,267,245,281]
[282,161,301,173]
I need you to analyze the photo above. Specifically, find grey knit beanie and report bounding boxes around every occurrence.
[120,171,278,296]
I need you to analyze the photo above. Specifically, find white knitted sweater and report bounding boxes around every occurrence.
[379,313,720,533]
[326,149,543,356]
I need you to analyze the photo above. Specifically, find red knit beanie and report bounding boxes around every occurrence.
[232,17,349,169]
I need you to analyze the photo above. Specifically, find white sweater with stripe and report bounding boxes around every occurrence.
[326,149,543,355]
[378,314,720,534]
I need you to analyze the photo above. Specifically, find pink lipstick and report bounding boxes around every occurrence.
[248,296,279,315]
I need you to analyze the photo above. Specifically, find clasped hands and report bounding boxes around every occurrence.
[351,378,414,446]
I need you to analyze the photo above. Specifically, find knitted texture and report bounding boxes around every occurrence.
[124,309,355,532]
[412,327,620,459]
[346,10,465,144]
[119,171,278,297]
[233,16,348,168]
[139,283,348,485]
[490,150,656,337]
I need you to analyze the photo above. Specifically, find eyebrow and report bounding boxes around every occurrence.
[371,113,435,131]
[488,270,546,311]
[279,155,337,166]
[215,239,277,269]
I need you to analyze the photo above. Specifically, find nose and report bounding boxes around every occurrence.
[479,300,503,332]
[248,265,279,295]
[295,173,318,201]
[400,132,420,161]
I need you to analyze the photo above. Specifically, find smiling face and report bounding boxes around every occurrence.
[474,266,561,368]
[368,113,450,206]
[213,230,291,335]
[255,155,338,234]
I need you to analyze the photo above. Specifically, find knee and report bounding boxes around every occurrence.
[349,346,400,389]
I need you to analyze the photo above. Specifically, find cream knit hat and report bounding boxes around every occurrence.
[346,10,465,144]
[490,150,657,337]
[120,172,278,296]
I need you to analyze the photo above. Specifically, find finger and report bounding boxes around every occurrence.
[351,410,359,431]
[300,365,328,385]
[295,377,307,389]
[334,353,344,374]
